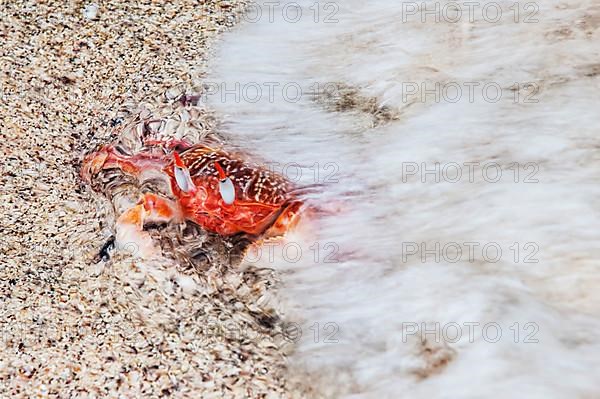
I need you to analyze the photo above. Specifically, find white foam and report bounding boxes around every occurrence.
[206,0,600,396]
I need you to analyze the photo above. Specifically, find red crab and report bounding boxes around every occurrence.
[81,141,304,243]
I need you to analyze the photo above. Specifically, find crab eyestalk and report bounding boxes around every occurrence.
[215,161,236,205]
[173,152,195,193]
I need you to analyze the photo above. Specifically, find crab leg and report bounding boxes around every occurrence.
[81,145,168,183]
[264,200,303,238]
[143,137,193,150]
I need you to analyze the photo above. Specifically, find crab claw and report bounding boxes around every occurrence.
[115,203,157,258]
[115,193,180,258]
[141,192,180,223]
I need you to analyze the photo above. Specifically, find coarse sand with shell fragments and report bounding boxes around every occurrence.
[0,1,316,397]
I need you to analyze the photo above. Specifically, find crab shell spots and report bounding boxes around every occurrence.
[179,146,291,205]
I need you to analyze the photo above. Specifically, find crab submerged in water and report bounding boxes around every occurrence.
[82,140,303,256]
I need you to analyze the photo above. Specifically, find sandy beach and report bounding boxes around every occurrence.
[3,0,600,397]
[0,1,313,397]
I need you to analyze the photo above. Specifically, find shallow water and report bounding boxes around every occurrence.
[206,1,600,396]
